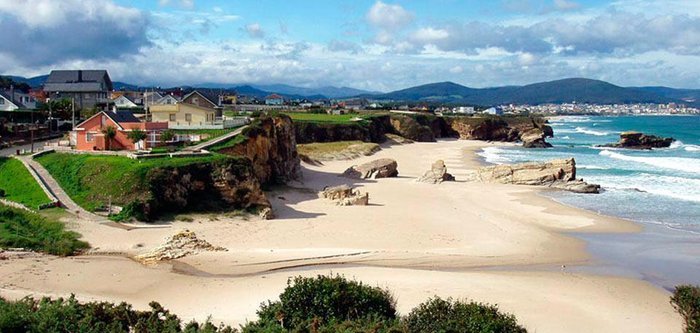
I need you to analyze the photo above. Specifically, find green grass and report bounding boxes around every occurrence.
[0,204,88,256]
[283,112,387,124]
[35,153,230,212]
[208,134,248,152]
[297,141,380,161]
[0,157,52,209]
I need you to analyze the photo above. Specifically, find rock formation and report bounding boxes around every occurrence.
[467,158,600,193]
[319,185,369,206]
[342,158,398,179]
[520,128,553,148]
[598,132,675,149]
[134,230,227,264]
[418,160,456,184]
[218,115,302,185]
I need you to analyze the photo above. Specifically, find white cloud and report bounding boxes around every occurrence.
[553,0,580,11]
[411,27,449,44]
[158,0,194,9]
[366,1,414,31]
[245,23,265,39]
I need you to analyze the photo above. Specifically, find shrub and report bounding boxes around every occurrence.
[672,285,700,333]
[244,275,397,331]
[404,297,527,333]
[0,295,236,333]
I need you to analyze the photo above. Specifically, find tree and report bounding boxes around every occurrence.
[127,129,147,150]
[159,129,174,144]
[101,126,117,150]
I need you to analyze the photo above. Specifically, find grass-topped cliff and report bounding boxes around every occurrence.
[35,153,269,221]
[0,157,52,209]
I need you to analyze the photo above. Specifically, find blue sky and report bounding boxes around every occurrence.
[1,0,699,91]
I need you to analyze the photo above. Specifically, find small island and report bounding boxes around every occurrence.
[598,131,675,150]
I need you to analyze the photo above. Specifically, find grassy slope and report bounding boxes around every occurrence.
[35,153,229,212]
[297,141,380,161]
[283,112,387,124]
[0,204,88,256]
[0,157,51,209]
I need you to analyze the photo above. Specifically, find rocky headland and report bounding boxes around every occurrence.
[598,131,675,149]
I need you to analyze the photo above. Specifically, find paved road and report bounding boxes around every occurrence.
[0,139,60,157]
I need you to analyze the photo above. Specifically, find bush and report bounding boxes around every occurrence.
[672,285,700,333]
[404,297,527,333]
[244,275,397,331]
[0,204,89,256]
[0,295,236,333]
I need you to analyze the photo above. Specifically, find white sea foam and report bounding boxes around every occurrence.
[548,116,593,123]
[599,150,700,174]
[575,127,609,136]
[671,141,700,152]
[478,147,512,164]
[561,136,571,140]
[593,173,700,203]
[578,165,607,170]
[686,145,700,152]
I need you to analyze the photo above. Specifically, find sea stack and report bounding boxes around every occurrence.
[599,131,675,149]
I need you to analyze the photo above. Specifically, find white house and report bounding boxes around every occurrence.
[453,106,475,114]
[155,94,181,105]
[113,95,139,108]
[483,106,504,115]
[0,90,37,111]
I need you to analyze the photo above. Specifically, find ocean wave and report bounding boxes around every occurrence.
[599,150,700,174]
[670,141,700,152]
[686,145,700,152]
[561,136,571,140]
[595,173,700,203]
[578,165,608,170]
[575,127,609,136]
[477,147,512,165]
[548,116,593,123]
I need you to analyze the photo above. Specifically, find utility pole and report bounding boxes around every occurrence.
[71,97,75,129]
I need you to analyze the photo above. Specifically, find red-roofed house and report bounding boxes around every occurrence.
[73,111,168,151]
[265,94,284,106]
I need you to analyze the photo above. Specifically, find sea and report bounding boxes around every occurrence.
[478,115,700,289]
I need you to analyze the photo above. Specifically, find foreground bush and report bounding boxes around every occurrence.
[672,285,700,333]
[0,204,89,256]
[404,297,527,333]
[243,275,397,331]
[0,295,235,333]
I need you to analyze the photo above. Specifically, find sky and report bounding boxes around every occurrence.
[1,0,700,91]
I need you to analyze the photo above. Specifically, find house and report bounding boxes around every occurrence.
[265,94,284,106]
[113,95,140,109]
[154,94,181,105]
[453,106,475,114]
[43,70,113,110]
[0,89,37,111]
[73,110,168,151]
[142,91,164,106]
[182,90,222,109]
[483,106,504,115]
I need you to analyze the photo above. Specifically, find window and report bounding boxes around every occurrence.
[185,113,192,122]
[192,97,199,104]
[0,98,4,105]
[169,114,176,121]
[86,133,94,142]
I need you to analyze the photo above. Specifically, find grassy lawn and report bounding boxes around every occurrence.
[208,134,248,152]
[0,157,52,209]
[35,153,229,212]
[283,112,387,124]
[173,126,243,142]
[297,141,380,161]
[0,204,88,256]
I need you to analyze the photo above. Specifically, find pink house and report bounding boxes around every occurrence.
[73,111,168,151]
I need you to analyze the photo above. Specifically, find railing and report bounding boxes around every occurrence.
[170,117,249,130]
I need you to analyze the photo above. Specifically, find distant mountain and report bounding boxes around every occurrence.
[4,75,48,88]
[632,86,700,104]
[251,84,378,99]
[373,78,684,106]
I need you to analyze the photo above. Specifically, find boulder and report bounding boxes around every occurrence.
[418,160,456,184]
[598,132,675,149]
[521,128,553,148]
[134,230,227,264]
[319,185,369,206]
[342,158,398,179]
[468,158,600,194]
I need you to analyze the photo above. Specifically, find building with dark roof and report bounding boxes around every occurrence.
[0,89,37,111]
[43,70,113,111]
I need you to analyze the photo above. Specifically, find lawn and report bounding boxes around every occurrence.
[208,134,248,152]
[35,153,230,212]
[0,203,88,256]
[283,112,387,124]
[0,157,52,209]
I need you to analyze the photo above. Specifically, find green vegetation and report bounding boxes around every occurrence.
[0,204,88,256]
[0,275,528,333]
[404,297,527,333]
[127,128,147,146]
[297,141,380,161]
[283,112,386,124]
[35,153,229,213]
[102,126,117,150]
[672,285,700,333]
[209,134,248,152]
[0,157,52,209]
[0,295,234,333]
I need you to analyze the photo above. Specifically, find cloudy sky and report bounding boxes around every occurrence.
[1,0,699,91]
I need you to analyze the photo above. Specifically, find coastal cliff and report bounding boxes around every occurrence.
[293,115,392,144]
[216,115,302,185]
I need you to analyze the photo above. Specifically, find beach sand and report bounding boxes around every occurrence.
[0,139,683,332]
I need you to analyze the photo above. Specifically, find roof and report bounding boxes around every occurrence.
[0,90,32,108]
[75,110,140,130]
[44,70,113,92]
[183,90,221,107]
[115,95,138,105]
[266,94,283,99]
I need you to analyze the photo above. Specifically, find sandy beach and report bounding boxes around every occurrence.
[0,139,683,332]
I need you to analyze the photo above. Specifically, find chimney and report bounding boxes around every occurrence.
[10,85,14,104]
[78,70,83,82]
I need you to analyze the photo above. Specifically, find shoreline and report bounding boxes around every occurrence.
[0,139,683,332]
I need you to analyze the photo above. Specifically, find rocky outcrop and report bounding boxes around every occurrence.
[319,185,369,206]
[342,158,398,179]
[218,116,302,185]
[297,142,380,161]
[598,132,675,149]
[142,158,272,220]
[294,115,392,144]
[445,116,552,148]
[134,230,227,264]
[468,158,600,193]
[521,128,553,148]
[418,160,455,184]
